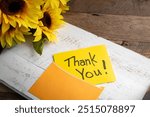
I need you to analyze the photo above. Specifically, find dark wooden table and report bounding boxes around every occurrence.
[0,0,150,100]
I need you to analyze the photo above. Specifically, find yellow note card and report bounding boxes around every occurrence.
[29,63,104,100]
[53,45,116,85]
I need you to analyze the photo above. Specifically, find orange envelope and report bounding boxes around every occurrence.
[29,63,104,100]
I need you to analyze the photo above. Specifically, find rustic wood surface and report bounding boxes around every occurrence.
[69,0,150,16]
[65,13,150,58]
[0,0,150,100]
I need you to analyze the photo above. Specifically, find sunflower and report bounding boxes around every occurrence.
[44,0,70,12]
[32,3,64,54]
[33,5,64,42]
[0,0,43,33]
[59,0,70,13]
[0,0,70,55]
[0,25,30,48]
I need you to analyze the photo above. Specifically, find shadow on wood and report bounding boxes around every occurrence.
[0,45,3,54]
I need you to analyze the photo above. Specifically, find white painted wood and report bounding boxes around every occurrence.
[0,23,150,100]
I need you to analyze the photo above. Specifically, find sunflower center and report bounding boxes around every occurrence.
[41,12,52,28]
[0,0,25,15]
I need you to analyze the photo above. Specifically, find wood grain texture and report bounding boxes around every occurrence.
[65,13,150,42]
[112,41,150,58]
[65,13,150,59]
[69,0,150,16]
[0,83,13,93]
[0,92,25,100]
[65,13,150,58]
[0,83,26,99]
[143,86,150,100]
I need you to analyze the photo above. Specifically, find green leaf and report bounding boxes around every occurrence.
[33,38,47,55]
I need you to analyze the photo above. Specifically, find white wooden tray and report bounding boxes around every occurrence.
[0,23,150,100]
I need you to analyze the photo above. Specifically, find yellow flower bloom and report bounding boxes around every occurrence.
[59,0,70,13]
[0,0,43,33]
[0,25,29,48]
[44,0,70,12]
[0,0,70,55]
[33,5,64,42]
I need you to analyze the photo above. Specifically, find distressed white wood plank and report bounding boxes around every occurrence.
[0,23,150,100]
[0,50,43,99]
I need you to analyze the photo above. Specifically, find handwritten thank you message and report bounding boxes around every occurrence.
[53,45,116,85]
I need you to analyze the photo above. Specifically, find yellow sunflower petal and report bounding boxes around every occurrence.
[34,27,42,36]
[3,14,9,24]
[20,26,30,33]
[5,34,13,47]
[60,0,69,5]
[44,0,60,9]
[15,32,25,42]
[2,21,10,34]
[0,36,6,48]
[33,35,42,42]
[43,31,56,42]
[9,19,17,28]
[14,38,22,44]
